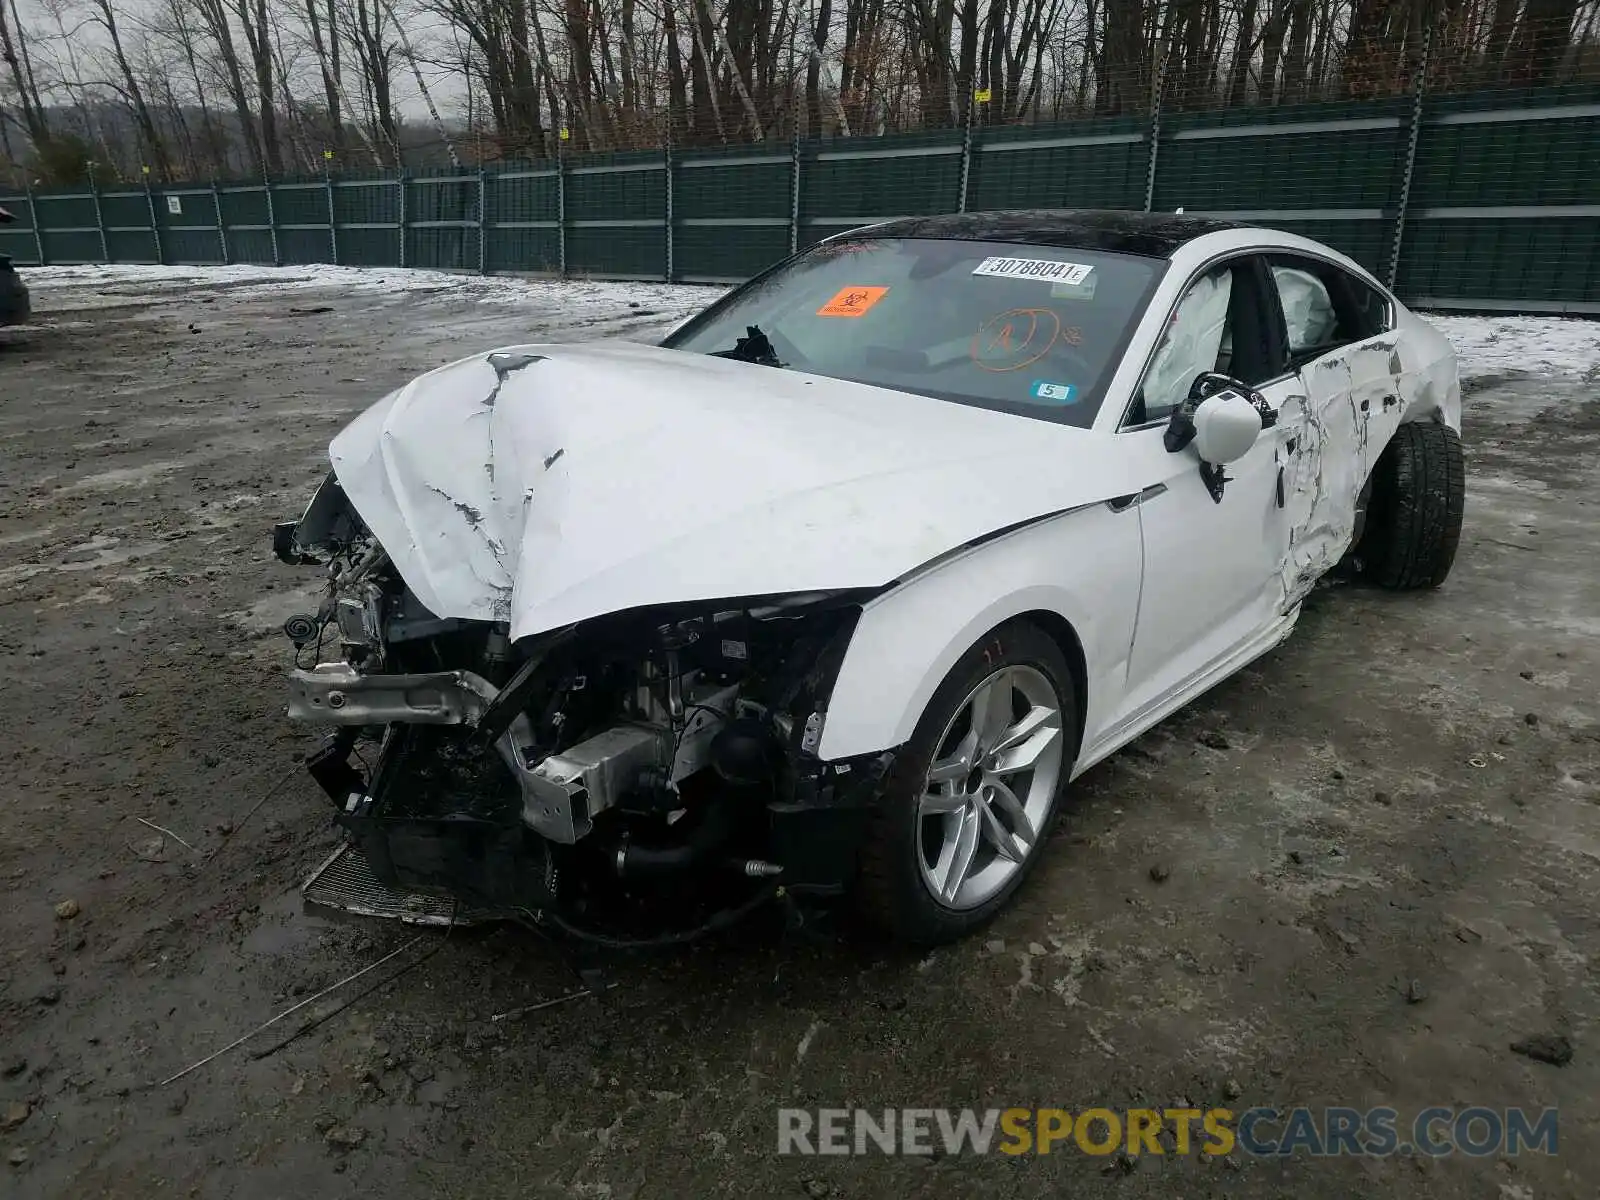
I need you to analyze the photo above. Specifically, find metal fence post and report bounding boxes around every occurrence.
[478,168,489,274]
[557,153,568,277]
[212,180,229,264]
[24,185,45,265]
[663,141,674,281]
[89,165,109,263]
[1143,49,1170,213]
[1388,23,1433,291]
[788,133,802,254]
[397,175,408,268]
[264,177,281,266]
[326,168,339,264]
[957,93,975,213]
[144,175,164,265]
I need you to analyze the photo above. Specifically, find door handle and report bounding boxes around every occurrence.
[1105,484,1167,514]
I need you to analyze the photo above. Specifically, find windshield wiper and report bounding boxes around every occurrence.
[709,324,786,368]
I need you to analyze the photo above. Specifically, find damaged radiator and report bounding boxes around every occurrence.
[301,842,500,927]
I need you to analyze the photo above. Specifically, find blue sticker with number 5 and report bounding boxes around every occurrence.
[1029,380,1077,404]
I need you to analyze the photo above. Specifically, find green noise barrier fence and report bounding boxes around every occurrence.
[3,85,1596,313]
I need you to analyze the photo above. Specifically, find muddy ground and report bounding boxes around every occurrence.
[1,269,1597,1200]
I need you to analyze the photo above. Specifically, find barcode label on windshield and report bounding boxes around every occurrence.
[972,257,1094,285]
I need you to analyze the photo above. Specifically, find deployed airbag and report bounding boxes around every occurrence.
[1143,269,1232,417]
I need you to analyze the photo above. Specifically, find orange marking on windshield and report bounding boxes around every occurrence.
[817,286,889,318]
[971,307,1061,372]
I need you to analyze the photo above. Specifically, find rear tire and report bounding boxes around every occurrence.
[1357,421,1465,590]
[856,619,1077,946]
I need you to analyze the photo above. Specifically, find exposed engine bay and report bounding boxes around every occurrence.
[275,474,892,945]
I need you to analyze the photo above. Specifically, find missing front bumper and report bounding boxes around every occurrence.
[302,842,501,926]
[287,663,498,725]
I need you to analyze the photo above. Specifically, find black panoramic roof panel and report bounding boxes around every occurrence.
[833,209,1247,259]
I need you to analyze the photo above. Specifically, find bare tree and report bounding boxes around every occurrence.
[7,0,1597,184]
[190,0,266,172]
[344,0,399,160]
[234,0,285,172]
[303,0,345,152]
[84,0,172,175]
[1,0,50,146]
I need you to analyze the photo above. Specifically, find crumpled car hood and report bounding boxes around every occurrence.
[328,341,1133,639]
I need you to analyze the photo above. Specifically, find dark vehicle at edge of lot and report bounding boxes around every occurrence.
[0,205,31,327]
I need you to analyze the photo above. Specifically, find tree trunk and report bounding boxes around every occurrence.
[807,0,831,135]
[1100,0,1147,114]
[661,0,691,143]
[91,0,172,177]
[1259,0,1290,102]
[1227,0,1260,105]
[305,0,345,152]
[1506,0,1581,85]
[0,0,49,145]
[243,0,283,172]
[1281,0,1314,101]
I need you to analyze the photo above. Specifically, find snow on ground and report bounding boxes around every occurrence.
[20,262,722,320]
[17,263,1600,383]
[1423,312,1600,382]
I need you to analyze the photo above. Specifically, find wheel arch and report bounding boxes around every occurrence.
[1012,607,1089,763]
[815,505,1141,763]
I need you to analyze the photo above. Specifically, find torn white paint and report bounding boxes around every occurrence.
[1278,309,1459,608]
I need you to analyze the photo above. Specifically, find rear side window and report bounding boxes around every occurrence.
[1267,253,1393,364]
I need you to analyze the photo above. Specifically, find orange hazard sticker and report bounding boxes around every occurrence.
[817,286,889,318]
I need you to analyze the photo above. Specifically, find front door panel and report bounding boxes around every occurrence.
[1116,373,1301,720]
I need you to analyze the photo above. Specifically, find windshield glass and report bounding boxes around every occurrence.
[664,236,1165,428]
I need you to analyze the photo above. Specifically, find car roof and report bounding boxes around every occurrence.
[833,209,1247,260]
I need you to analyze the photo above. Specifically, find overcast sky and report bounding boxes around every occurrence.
[11,0,465,122]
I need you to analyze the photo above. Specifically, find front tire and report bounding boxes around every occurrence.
[856,620,1077,945]
[1357,420,1466,589]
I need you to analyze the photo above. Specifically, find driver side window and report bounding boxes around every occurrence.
[1139,266,1234,423]
[1126,256,1279,427]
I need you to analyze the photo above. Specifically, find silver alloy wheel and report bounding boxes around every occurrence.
[916,663,1066,911]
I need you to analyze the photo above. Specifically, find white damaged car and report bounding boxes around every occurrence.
[275,210,1463,946]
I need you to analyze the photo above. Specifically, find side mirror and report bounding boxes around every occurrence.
[1163,373,1277,460]
[1191,389,1264,465]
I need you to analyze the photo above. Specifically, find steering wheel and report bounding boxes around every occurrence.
[1037,341,1095,382]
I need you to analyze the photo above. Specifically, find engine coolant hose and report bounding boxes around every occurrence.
[611,797,736,878]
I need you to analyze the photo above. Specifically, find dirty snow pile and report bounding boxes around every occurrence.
[21,262,720,319]
[1424,313,1600,382]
